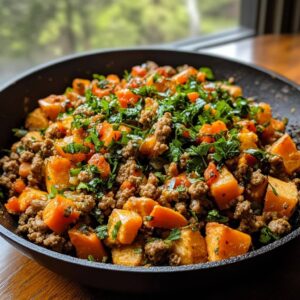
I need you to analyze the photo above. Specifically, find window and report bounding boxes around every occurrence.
[0,0,246,85]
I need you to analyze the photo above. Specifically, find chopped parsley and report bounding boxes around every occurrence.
[199,67,215,80]
[165,228,181,241]
[70,167,81,176]
[62,142,90,154]
[48,185,58,199]
[12,128,28,138]
[269,182,279,196]
[87,255,95,262]
[206,209,229,223]
[95,225,108,240]
[259,227,279,244]
[112,221,122,240]
[133,248,143,254]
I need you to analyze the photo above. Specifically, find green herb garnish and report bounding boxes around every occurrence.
[112,221,122,240]
[95,225,108,240]
[206,209,229,223]
[165,228,181,241]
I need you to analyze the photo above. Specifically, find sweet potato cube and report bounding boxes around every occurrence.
[221,84,242,97]
[43,195,79,233]
[21,131,43,142]
[98,121,121,147]
[38,95,66,120]
[210,167,243,210]
[263,176,298,218]
[68,227,107,261]
[72,79,91,95]
[25,108,49,130]
[18,187,47,212]
[139,134,157,156]
[111,241,144,266]
[206,222,251,261]
[5,196,21,214]
[13,178,26,194]
[247,178,268,203]
[147,205,188,229]
[45,156,71,193]
[172,228,208,265]
[269,134,300,174]
[18,162,31,178]
[106,209,142,245]
[256,102,272,125]
[172,67,198,85]
[123,197,159,218]
[238,132,258,150]
[88,154,111,179]
[55,135,87,163]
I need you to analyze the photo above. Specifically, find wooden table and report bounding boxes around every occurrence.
[203,34,300,85]
[1,34,300,300]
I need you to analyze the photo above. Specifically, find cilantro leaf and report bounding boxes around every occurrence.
[12,128,28,138]
[206,209,229,223]
[166,228,181,241]
[132,86,157,97]
[95,225,108,240]
[48,185,58,199]
[213,136,240,163]
[70,168,81,176]
[112,221,122,240]
[199,67,215,80]
[62,142,90,154]
[259,227,279,244]
[168,139,183,162]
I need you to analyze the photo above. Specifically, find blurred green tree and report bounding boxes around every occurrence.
[0,0,239,82]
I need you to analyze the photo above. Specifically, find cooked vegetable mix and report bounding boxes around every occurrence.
[1,61,299,266]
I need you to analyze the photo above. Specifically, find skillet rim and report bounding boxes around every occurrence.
[0,47,300,273]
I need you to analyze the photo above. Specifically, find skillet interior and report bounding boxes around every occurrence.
[0,49,300,292]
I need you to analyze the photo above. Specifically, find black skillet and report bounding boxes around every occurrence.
[0,49,300,293]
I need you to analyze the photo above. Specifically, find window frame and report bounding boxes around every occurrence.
[171,0,259,51]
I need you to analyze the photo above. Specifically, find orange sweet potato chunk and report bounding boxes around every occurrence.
[38,95,66,120]
[269,134,300,174]
[263,176,298,218]
[106,209,142,245]
[55,135,87,163]
[238,132,258,150]
[5,196,21,214]
[206,222,251,261]
[72,79,91,95]
[221,84,242,97]
[123,197,159,218]
[256,102,272,124]
[68,227,107,261]
[45,156,71,193]
[88,153,111,179]
[172,228,208,265]
[43,195,79,233]
[18,187,48,212]
[111,241,144,266]
[25,108,49,131]
[147,205,188,229]
[247,178,268,203]
[139,134,157,156]
[98,121,121,147]
[210,167,243,210]
[13,178,26,194]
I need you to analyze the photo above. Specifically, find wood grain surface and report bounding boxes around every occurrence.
[204,34,300,84]
[0,34,300,300]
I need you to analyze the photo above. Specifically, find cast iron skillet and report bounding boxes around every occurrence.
[0,49,300,293]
